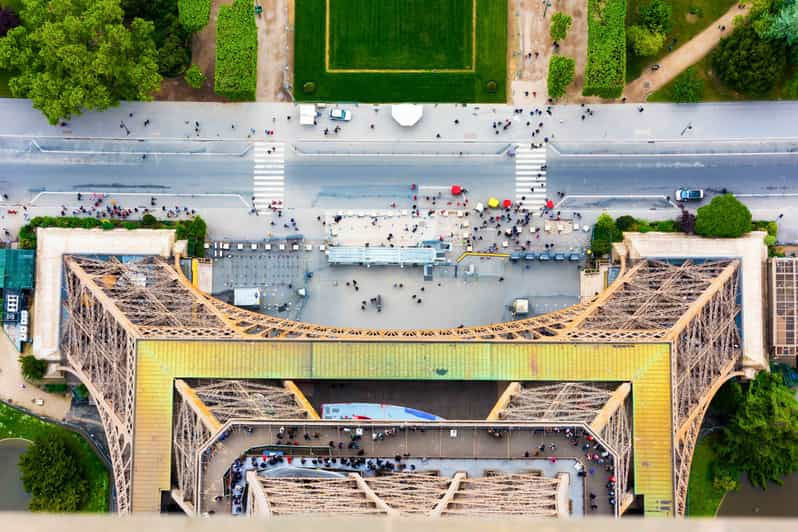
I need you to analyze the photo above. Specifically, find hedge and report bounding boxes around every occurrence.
[178,0,211,33]
[215,0,258,101]
[547,55,575,99]
[19,215,206,257]
[583,0,626,98]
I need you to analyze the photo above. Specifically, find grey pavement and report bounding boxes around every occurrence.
[3,99,798,147]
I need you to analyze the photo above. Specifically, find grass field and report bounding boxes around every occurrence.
[295,0,506,102]
[648,54,795,102]
[626,0,738,82]
[686,433,728,516]
[0,401,109,512]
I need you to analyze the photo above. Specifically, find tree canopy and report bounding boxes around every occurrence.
[0,7,20,37]
[628,24,666,56]
[19,354,47,381]
[711,23,787,96]
[19,433,89,512]
[590,213,622,257]
[670,67,704,103]
[0,0,162,124]
[694,194,752,238]
[714,371,798,489]
[640,0,672,33]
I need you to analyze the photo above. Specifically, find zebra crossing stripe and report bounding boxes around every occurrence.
[252,142,285,210]
[514,145,548,210]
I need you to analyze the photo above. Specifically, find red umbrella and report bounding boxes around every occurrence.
[546,199,554,209]
[451,185,462,195]
[502,199,512,208]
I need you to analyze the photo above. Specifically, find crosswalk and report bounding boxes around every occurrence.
[253,141,285,211]
[514,144,547,211]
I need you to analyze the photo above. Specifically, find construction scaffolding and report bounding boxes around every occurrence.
[58,253,744,516]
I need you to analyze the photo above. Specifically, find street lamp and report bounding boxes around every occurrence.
[680,122,693,136]
[543,0,552,16]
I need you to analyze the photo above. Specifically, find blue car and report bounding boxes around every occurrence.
[524,253,537,261]
[538,253,551,261]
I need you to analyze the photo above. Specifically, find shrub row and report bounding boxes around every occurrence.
[215,0,258,101]
[547,55,575,99]
[19,215,206,257]
[583,0,626,98]
[178,0,211,32]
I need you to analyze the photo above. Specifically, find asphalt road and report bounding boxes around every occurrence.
[3,139,798,212]
[284,155,515,209]
[548,152,798,199]
[0,150,253,201]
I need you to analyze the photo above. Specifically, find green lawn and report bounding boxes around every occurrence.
[626,0,738,82]
[0,401,110,512]
[648,54,794,102]
[295,0,506,102]
[329,0,472,70]
[686,433,728,516]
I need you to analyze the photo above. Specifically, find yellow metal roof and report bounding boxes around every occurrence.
[132,340,673,516]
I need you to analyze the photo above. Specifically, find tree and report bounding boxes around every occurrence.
[547,55,575,99]
[0,0,163,125]
[640,0,672,33]
[19,355,47,381]
[712,24,787,96]
[615,215,637,231]
[670,67,704,103]
[176,216,207,257]
[628,24,666,56]
[120,0,191,77]
[0,7,20,37]
[184,64,206,89]
[694,194,752,238]
[591,214,622,257]
[19,433,88,511]
[550,12,572,42]
[714,372,798,489]
[763,1,798,46]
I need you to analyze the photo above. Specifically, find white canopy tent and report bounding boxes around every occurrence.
[391,104,424,127]
[299,104,317,125]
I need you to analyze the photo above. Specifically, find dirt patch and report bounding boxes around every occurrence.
[508,0,594,105]
[256,0,294,101]
[686,13,699,23]
[154,77,227,102]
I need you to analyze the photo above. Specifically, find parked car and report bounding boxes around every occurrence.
[329,108,352,121]
[675,188,704,201]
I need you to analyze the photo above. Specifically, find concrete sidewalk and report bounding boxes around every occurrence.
[3,99,798,150]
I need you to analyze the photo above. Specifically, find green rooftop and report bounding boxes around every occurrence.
[0,249,34,290]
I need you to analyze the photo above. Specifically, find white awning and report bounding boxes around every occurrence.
[391,104,423,127]
[299,104,316,125]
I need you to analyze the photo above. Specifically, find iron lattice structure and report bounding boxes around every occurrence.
[172,379,309,505]
[247,471,564,517]
[59,254,744,516]
[495,382,633,506]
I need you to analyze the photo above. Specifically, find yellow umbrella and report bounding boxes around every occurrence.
[487,197,499,208]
